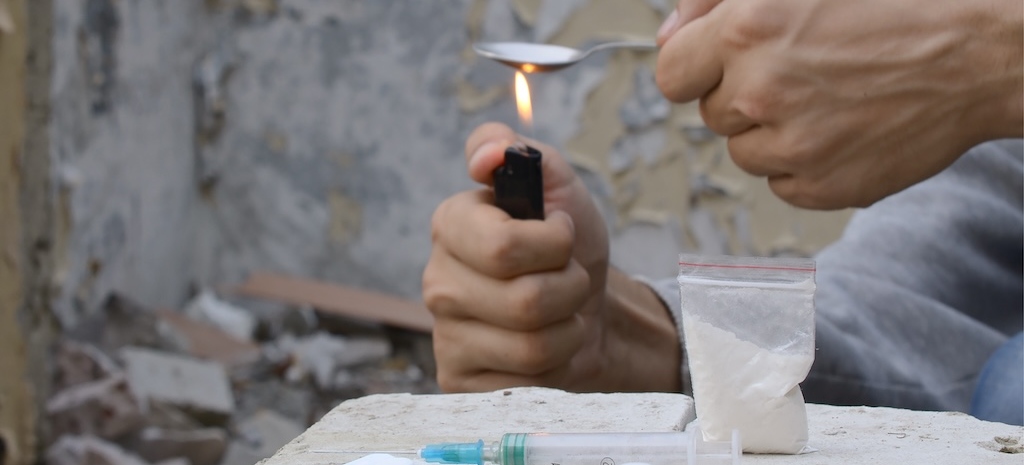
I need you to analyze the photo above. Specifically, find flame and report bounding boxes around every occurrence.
[514,71,533,133]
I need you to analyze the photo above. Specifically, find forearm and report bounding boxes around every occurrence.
[598,268,682,393]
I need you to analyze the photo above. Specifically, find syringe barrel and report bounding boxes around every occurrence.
[496,431,739,465]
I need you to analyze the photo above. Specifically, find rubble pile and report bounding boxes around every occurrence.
[47,292,438,465]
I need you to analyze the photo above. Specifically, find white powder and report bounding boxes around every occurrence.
[683,317,813,454]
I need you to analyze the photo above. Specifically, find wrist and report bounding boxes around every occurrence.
[951,0,1023,141]
[599,268,682,393]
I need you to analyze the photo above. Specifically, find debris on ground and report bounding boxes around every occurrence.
[183,291,258,341]
[46,287,438,465]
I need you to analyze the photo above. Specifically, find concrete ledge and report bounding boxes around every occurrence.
[781,404,1024,464]
[263,389,1023,465]
[263,388,695,464]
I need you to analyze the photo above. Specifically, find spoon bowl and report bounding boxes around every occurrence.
[473,40,657,73]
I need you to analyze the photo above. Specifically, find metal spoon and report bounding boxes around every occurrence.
[473,40,657,73]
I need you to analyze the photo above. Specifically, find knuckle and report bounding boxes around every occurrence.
[549,225,575,263]
[507,278,545,329]
[726,137,762,172]
[567,261,592,296]
[435,370,466,393]
[768,176,825,209]
[776,131,816,165]
[732,79,779,123]
[699,98,729,135]
[481,229,520,275]
[721,1,784,50]
[654,62,674,99]
[510,334,555,375]
[422,268,459,317]
[655,59,686,103]
[429,200,452,244]
[432,335,471,393]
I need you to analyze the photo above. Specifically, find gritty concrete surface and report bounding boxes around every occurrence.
[264,389,1023,465]
[262,387,695,464]
[746,404,1024,464]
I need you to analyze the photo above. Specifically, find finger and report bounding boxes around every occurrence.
[426,251,590,331]
[767,160,880,210]
[725,127,791,177]
[437,367,573,393]
[435,314,585,378]
[657,0,727,46]
[699,71,758,136]
[465,122,517,185]
[464,123,579,193]
[433,193,576,277]
[655,8,726,103]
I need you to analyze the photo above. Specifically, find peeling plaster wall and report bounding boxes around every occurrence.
[46,0,851,322]
[50,0,206,326]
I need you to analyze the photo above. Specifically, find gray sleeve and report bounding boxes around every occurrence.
[642,139,1023,410]
[804,139,1023,412]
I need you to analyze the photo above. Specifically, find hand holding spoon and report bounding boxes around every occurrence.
[473,40,657,73]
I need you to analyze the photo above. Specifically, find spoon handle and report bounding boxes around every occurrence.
[583,40,658,57]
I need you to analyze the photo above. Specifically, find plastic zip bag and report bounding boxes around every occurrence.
[677,254,815,454]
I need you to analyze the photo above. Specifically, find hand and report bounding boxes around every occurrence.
[422,123,681,393]
[655,0,1023,209]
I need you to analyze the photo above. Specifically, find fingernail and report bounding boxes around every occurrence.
[657,10,680,42]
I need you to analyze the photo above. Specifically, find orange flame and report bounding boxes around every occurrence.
[514,71,533,134]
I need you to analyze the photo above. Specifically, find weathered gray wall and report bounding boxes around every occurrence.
[48,0,852,324]
[51,0,205,326]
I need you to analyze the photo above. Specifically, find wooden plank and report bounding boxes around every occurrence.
[0,1,36,464]
[233,272,434,333]
[156,309,261,367]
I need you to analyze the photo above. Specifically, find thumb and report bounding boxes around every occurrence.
[465,123,579,195]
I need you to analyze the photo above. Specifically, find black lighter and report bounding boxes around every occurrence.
[493,144,544,220]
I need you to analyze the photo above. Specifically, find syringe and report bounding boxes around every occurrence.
[314,430,741,465]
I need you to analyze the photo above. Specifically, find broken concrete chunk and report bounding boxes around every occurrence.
[67,293,177,354]
[234,379,313,427]
[136,427,227,465]
[47,374,145,440]
[217,442,264,465]
[55,340,122,389]
[121,347,235,425]
[236,410,304,458]
[183,291,257,341]
[46,436,152,465]
[143,401,204,431]
[156,309,260,367]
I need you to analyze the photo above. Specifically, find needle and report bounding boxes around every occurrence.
[310,450,420,454]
